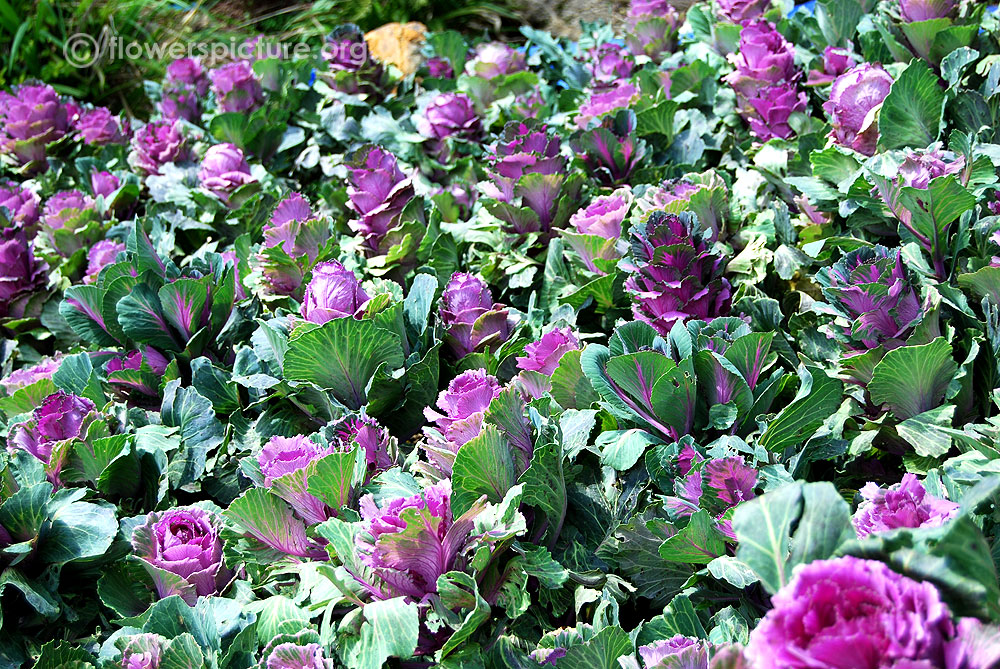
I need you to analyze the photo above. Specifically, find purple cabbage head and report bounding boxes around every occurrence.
[90,170,121,201]
[167,57,210,93]
[0,83,69,169]
[517,327,580,375]
[321,25,382,95]
[0,180,40,229]
[331,414,395,475]
[0,227,47,317]
[745,556,962,668]
[635,173,729,240]
[716,0,771,24]
[262,642,332,669]
[131,506,231,603]
[422,369,502,475]
[0,355,61,394]
[84,239,125,284]
[438,272,512,359]
[300,261,370,324]
[724,20,797,97]
[668,453,758,537]
[356,479,478,600]
[824,64,894,156]
[198,143,256,204]
[40,189,101,257]
[576,82,640,128]
[129,120,189,176]
[565,187,631,273]
[425,57,454,79]
[120,634,163,669]
[160,58,209,121]
[465,42,526,79]
[853,473,960,538]
[745,82,808,141]
[807,46,858,86]
[9,391,97,485]
[258,435,334,525]
[345,145,415,256]
[210,60,264,113]
[257,192,330,296]
[625,0,681,62]
[74,107,129,146]
[639,636,710,668]
[587,43,636,90]
[817,246,921,351]
[105,348,169,401]
[899,0,957,22]
[417,92,482,160]
[623,212,732,336]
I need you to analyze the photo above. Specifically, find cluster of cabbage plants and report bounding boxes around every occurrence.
[2,0,1000,667]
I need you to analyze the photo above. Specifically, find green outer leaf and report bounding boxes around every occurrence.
[160,381,224,487]
[306,449,358,510]
[283,318,404,410]
[658,509,726,564]
[758,366,842,453]
[224,487,319,558]
[518,440,567,545]
[557,625,633,669]
[39,498,118,564]
[60,285,118,346]
[896,405,955,457]
[436,571,491,659]
[878,59,944,150]
[550,349,599,410]
[117,284,181,352]
[452,425,517,517]
[52,351,106,406]
[787,482,853,568]
[732,482,803,594]
[344,597,420,669]
[868,337,957,420]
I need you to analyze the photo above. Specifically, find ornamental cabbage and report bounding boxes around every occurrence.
[853,473,960,538]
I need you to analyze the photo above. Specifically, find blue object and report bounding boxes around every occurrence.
[308,68,317,87]
[789,0,817,17]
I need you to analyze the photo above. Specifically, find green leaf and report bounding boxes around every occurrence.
[758,366,842,453]
[117,284,182,352]
[869,337,957,420]
[598,429,659,471]
[252,596,310,641]
[658,510,726,564]
[343,597,420,669]
[897,176,976,258]
[896,405,955,457]
[98,560,155,618]
[958,265,1000,304]
[452,425,517,517]
[516,544,569,589]
[33,641,95,669]
[159,634,205,669]
[435,572,491,659]
[283,318,404,409]
[60,285,118,346]
[550,349,599,410]
[707,556,758,588]
[191,357,241,414]
[52,352,106,406]
[878,59,945,150]
[518,440,567,546]
[0,482,51,542]
[224,488,319,558]
[815,0,862,47]
[0,378,56,416]
[39,497,118,563]
[306,449,359,510]
[557,625,632,669]
[160,380,224,487]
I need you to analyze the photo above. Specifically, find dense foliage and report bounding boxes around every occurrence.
[2,0,1000,667]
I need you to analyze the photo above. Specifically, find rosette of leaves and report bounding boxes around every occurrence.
[582,319,798,445]
[570,108,649,187]
[0,450,118,658]
[59,224,248,364]
[880,0,986,66]
[264,273,442,436]
[634,171,731,241]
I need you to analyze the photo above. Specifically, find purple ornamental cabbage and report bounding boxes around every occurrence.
[425,57,454,78]
[899,0,957,22]
[817,246,921,351]
[635,173,729,240]
[516,327,580,399]
[9,391,97,485]
[131,506,231,603]
[74,107,129,145]
[422,369,502,475]
[639,636,710,669]
[210,60,264,113]
[120,634,163,669]
[824,64,894,156]
[355,479,480,600]
[39,190,101,257]
[587,43,636,90]
[300,261,371,324]
[84,239,125,283]
[878,147,966,231]
[198,143,256,204]
[345,145,415,256]
[438,272,512,359]
[0,355,61,394]
[570,108,648,186]
[257,192,330,296]
[91,170,120,201]
[744,556,966,669]
[416,92,482,160]
[853,473,960,538]
[105,348,169,401]
[623,212,732,336]
[576,82,640,128]
[668,454,758,538]
[465,42,526,78]
[129,120,190,176]
[0,83,69,169]
[0,180,40,229]
[625,0,681,62]
[565,187,631,273]
[480,121,582,235]
[321,25,383,96]
[0,227,47,317]
[262,642,332,669]
[332,414,395,475]
[807,46,857,86]
[160,57,209,122]
[258,435,335,526]
[716,0,771,24]
[724,20,797,98]
[167,57,210,93]
[745,82,808,141]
